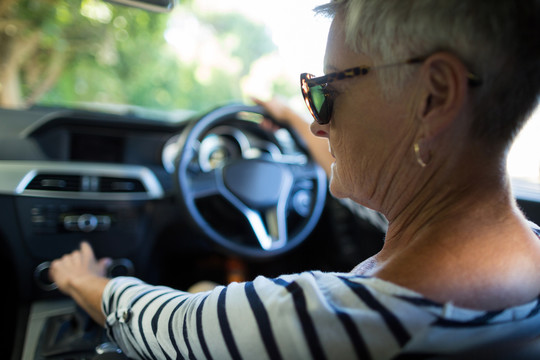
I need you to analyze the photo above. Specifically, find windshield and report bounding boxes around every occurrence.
[1,0,538,183]
[0,0,328,113]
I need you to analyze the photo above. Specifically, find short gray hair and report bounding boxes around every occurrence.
[316,0,540,147]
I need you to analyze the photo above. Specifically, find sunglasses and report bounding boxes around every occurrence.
[300,56,481,125]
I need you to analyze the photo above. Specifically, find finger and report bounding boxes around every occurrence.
[48,259,64,283]
[79,241,95,260]
[260,118,273,129]
[98,257,113,274]
[48,260,58,279]
[250,96,263,106]
[251,97,270,115]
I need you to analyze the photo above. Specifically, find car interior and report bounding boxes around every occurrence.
[2,0,540,359]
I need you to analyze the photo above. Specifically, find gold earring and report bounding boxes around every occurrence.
[414,142,430,167]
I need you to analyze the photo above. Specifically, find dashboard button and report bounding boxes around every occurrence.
[77,214,98,232]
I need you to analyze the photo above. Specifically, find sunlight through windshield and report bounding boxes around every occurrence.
[1,0,537,183]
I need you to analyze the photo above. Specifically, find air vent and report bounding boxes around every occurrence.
[8,163,163,201]
[26,174,82,192]
[25,174,145,193]
[99,177,146,193]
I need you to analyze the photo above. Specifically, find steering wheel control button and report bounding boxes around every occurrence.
[292,190,312,217]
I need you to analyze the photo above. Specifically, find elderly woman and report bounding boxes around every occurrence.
[50,0,540,358]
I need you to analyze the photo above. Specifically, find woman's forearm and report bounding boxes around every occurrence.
[66,274,110,326]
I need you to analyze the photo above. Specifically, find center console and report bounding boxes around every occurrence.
[21,299,128,360]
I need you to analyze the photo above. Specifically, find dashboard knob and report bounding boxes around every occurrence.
[106,258,135,277]
[77,214,98,232]
[34,262,58,291]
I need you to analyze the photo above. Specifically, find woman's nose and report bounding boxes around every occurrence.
[310,121,329,138]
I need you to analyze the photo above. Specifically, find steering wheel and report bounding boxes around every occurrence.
[175,104,326,259]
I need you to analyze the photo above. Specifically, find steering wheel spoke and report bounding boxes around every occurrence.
[263,207,287,249]
[187,170,220,199]
[223,199,288,251]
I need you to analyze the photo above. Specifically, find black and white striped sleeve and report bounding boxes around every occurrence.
[101,273,432,359]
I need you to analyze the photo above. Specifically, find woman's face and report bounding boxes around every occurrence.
[311,18,419,210]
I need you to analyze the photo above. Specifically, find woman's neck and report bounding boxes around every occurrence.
[366,181,540,309]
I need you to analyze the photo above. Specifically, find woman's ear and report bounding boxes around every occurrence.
[416,52,470,138]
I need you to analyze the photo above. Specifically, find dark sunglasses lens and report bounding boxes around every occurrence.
[311,85,331,124]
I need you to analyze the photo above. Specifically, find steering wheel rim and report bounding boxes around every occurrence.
[175,104,326,259]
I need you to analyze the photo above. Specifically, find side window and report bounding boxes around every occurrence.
[508,105,540,184]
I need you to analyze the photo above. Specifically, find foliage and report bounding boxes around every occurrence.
[0,0,284,112]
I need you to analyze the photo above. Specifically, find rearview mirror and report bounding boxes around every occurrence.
[105,0,175,12]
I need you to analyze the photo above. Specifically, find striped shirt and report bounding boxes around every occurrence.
[102,269,540,359]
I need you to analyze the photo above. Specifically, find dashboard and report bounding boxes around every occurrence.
[0,108,176,300]
[0,105,333,302]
